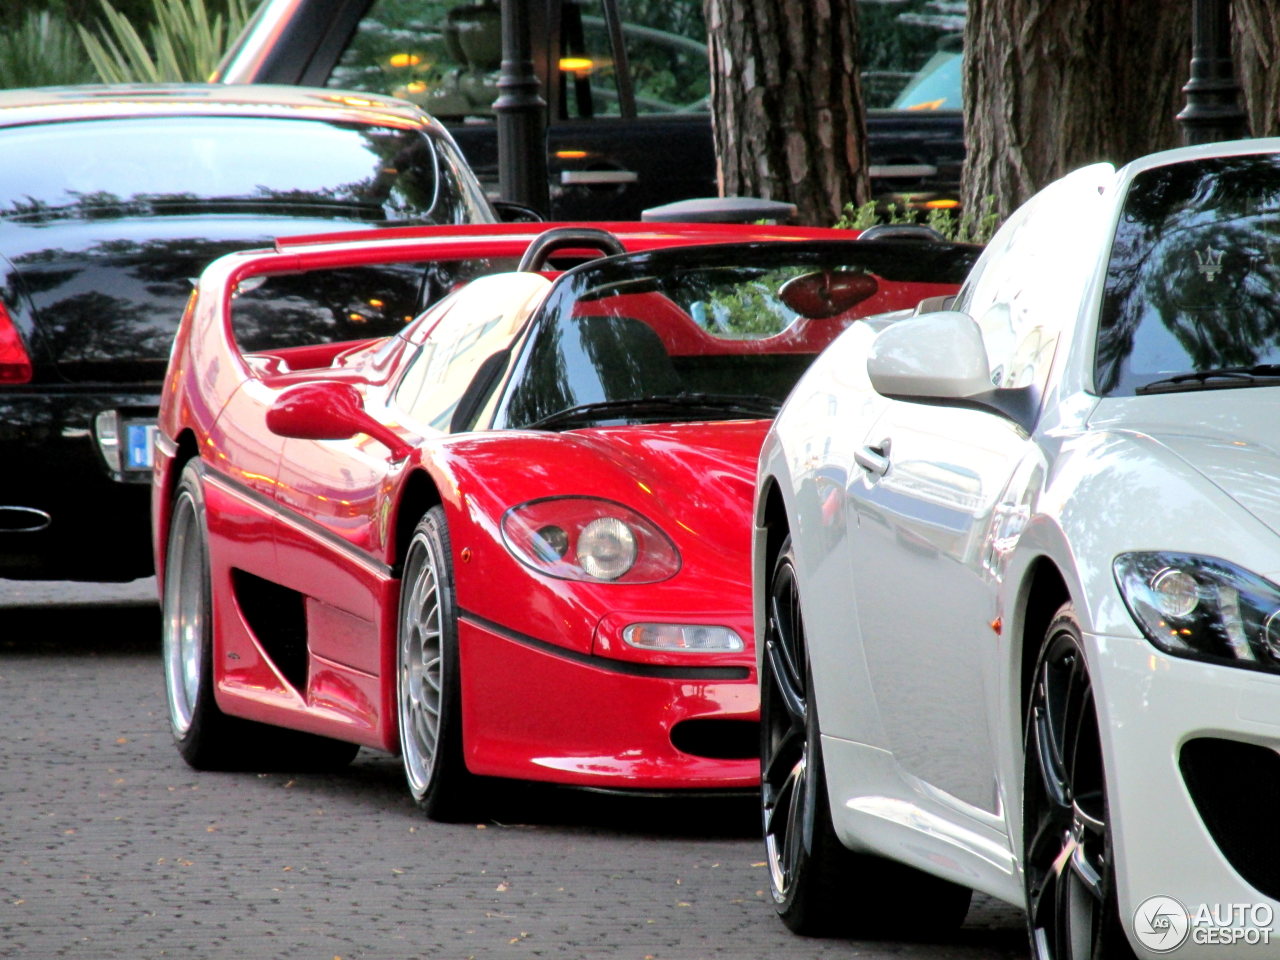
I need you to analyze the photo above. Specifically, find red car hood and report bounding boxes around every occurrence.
[557,419,768,536]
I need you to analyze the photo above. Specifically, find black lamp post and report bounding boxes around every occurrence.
[494,0,551,216]
[1177,0,1248,145]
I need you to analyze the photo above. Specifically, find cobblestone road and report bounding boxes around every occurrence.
[0,580,1027,960]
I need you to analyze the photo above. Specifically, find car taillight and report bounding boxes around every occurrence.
[0,301,32,384]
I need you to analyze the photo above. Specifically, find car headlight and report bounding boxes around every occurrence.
[1114,552,1280,672]
[500,496,681,583]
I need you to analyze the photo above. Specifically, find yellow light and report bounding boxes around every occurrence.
[388,53,422,68]
[369,298,384,308]
[559,57,594,73]
[556,150,589,160]
[349,312,368,323]
[404,82,427,94]
[905,98,947,111]
[925,198,960,210]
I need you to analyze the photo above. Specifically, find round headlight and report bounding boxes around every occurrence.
[576,517,637,580]
[1150,567,1199,619]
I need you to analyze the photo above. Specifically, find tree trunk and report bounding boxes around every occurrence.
[703,0,869,226]
[1234,0,1280,137]
[962,0,1191,220]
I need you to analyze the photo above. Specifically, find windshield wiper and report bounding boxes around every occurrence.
[523,392,781,430]
[1135,364,1280,394]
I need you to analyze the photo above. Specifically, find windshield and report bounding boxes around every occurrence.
[0,115,491,225]
[493,240,976,430]
[1096,153,1280,396]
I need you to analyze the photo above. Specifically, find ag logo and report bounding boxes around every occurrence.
[1133,896,1191,952]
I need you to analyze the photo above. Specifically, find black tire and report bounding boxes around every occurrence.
[761,537,971,937]
[162,460,358,772]
[397,505,483,821]
[162,460,243,769]
[1023,604,1136,960]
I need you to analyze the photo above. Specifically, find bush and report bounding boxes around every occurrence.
[0,11,97,88]
[836,195,1000,245]
[78,0,253,83]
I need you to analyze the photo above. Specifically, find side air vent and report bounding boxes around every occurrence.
[231,569,308,692]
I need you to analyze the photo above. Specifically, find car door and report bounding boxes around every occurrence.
[845,400,1024,814]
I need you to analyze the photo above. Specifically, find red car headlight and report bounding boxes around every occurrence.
[500,497,681,583]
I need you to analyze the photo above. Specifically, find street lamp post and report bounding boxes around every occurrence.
[1177,0,1248,145]
[494,0,551,216]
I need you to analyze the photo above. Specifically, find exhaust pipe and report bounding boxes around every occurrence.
[0,507,52,533]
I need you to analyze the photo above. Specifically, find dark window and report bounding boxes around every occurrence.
[1096,154,1280,396]
[0,115,489,225]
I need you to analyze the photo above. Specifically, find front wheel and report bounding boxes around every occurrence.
[761,536,971,936]
[397,505,482,821]
[1023,603,1136,960]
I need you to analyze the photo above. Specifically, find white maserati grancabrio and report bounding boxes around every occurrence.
[753,139,1280,960]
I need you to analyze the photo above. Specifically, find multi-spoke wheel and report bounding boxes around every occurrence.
[162,461,241,768]
[761,536,970,936]
[1024,603,1135,960]
[397,505,479,821]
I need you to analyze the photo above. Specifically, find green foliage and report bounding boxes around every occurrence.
[78,0,254,83]
[0,10,97,88]
[835,195,1001,245]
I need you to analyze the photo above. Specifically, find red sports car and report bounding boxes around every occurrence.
[152,221,975,819]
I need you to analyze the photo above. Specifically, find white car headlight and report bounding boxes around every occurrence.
[1114,552,1280,670]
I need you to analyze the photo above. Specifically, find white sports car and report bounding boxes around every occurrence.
[753,139,1280,959]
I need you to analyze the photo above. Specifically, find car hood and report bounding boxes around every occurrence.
[1090,391,1280,536]
[1,215,385,383]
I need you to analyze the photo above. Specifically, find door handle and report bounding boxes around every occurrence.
[560,169,639,185]
[855,438,891,478]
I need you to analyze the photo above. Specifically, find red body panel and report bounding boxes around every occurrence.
[153,222,965,790]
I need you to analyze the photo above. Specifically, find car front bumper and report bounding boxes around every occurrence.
[1092,630,1280,956]
[457,613,759,791]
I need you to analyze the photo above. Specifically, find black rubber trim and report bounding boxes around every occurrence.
[459,608,751,680]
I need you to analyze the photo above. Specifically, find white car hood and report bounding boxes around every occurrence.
[1090,391,1280,536]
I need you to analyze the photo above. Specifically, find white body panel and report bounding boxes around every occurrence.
[755,138,1280,956]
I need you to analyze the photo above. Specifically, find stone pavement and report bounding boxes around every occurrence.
[0,585,1026,960]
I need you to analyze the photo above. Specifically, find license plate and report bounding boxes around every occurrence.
[124,422,158,471]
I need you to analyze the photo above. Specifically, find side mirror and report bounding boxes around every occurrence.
[265,381,411,461]
[867,310,993,399]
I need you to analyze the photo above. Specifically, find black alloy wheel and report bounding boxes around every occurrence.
[760,536,970,936]
[1024,603,1136,960]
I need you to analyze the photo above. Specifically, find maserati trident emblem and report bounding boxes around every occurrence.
[1196,246,1224,281]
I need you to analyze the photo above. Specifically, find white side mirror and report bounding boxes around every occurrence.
[867,310,993,399]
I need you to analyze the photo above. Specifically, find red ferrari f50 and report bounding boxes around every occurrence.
[152,221,975,819]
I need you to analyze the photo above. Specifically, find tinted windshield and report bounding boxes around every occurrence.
[494,240,975,430]
[1096,153,1280,395]
[0,115,491,225]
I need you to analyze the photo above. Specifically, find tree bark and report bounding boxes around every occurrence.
[703,0,869,226]
[1234,0,1280,137]
[962,0,1191,220]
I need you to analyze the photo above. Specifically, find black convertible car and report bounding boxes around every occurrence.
[0,83,496,580]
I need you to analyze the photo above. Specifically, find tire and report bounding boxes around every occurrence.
[1023,603,1136,960]
[162,460,242,769]
[761,537,971,937]
[397,505,482,821]
[162,460,359,772]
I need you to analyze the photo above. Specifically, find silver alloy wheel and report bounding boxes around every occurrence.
[162,489,203,737]
[398,529,445,799]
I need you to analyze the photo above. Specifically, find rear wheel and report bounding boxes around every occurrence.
[761,536,971,936]
[1024,604,1135,960]
[162,460,358,772]
[397,506,482,821]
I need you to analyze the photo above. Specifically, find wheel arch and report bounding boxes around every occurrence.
[1014,557,1071,724]
[391,467,445,574]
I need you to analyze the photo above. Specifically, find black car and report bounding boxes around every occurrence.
[0,83,497,581]
[212,0,967,220]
